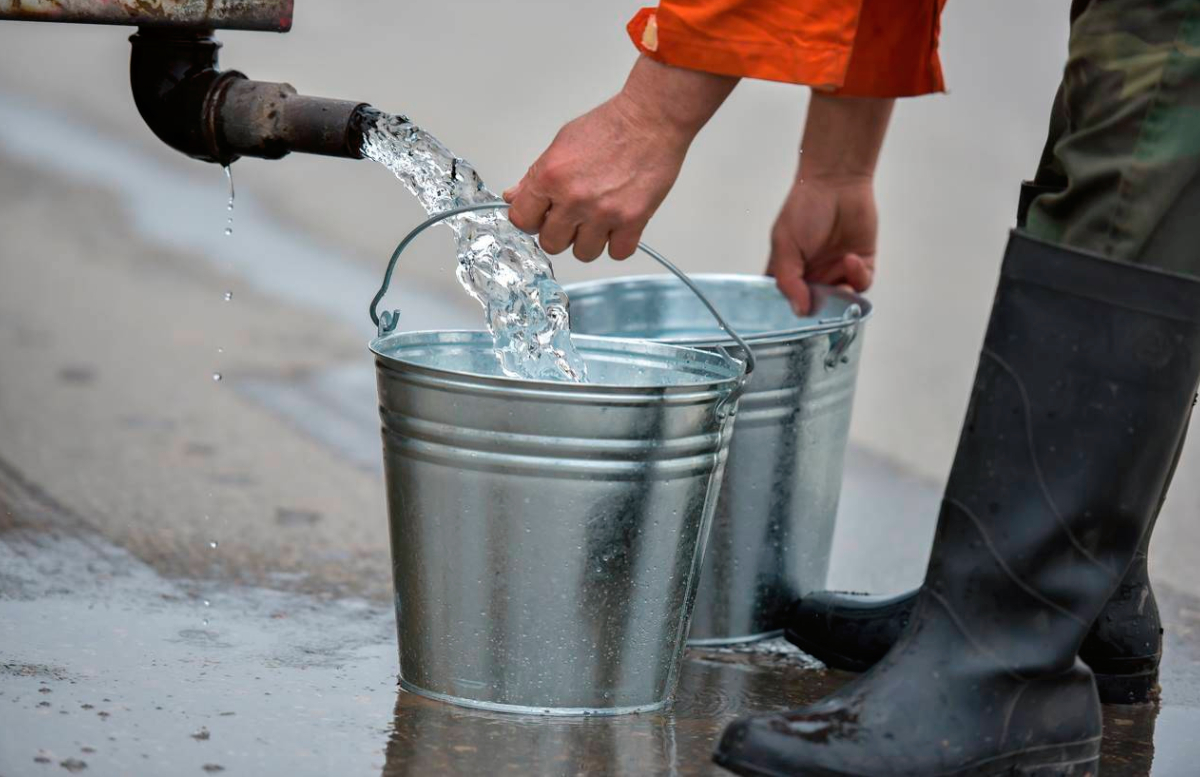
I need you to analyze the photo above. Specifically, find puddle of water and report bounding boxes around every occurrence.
[0,531,398,777]
[5,527,1198,776]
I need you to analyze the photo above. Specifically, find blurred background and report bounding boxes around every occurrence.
[1,2,1199,773]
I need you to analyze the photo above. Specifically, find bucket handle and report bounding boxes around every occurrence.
[368,202,757,384]
[824,303,863,370]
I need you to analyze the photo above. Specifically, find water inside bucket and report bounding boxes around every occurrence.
[566,276,867,345]
[372,331,741,389]
[357,109,588,384]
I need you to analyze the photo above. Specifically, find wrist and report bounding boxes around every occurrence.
[614,55,738,144]
[797,92,893,183]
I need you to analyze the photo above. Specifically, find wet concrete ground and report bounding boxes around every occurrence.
[3,463,1199,776]
[2,3,1200,770]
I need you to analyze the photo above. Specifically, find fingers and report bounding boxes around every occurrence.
[768,230,812,315]
[774,271,813,316]
[538,206,580,255]
[810,254,876,291]
[505,178,552,235]
[573,224,610,262]
[842,253,876,291]
[608,226,643,260]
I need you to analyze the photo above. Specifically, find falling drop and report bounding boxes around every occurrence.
[209,541,219,549]
[212,373,222,382]
[202,619,210,626]
[222,291,233,302]
[223,165,235,237]
[216,347,224,354]
[203,600,210,607]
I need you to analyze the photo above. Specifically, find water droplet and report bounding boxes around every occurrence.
[211,373,222,382]
[209,541,219,549]
[216,347,224,354]
[203,600,210,607]
[223,165,235,237]
[202,619,210,626]
[223,291,233,302]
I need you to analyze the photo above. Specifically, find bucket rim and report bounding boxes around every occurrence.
[369,329,745,395]
[563,274,873,347]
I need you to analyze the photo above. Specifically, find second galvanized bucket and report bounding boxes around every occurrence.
[370,205,752,714]
[566,275,871,643]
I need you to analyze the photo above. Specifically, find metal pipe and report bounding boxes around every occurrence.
[128,27,367,165]
[0,0,293,31]
[217,79,367,161]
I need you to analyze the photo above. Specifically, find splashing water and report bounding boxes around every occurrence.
[356,109,588,382]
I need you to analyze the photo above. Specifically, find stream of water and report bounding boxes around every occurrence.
[356,109,588,382]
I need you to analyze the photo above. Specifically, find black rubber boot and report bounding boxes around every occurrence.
[783,590,914,673]
[784,409,1190,702]
[715,231,1200,777]
[786,573,1165,704]
[782,180,1189,704]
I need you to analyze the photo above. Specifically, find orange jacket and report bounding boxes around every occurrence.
[627,0,947,97]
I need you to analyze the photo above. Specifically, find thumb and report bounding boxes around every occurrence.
[506,184,551,234]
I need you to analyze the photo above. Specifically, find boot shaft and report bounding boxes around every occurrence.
[923,231,1200,676]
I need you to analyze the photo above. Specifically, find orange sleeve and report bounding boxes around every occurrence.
[627,0,946,98]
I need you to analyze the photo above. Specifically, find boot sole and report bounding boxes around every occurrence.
[713,738,1100,777]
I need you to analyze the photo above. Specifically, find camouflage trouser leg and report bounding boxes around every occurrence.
[1024,0,1200,278]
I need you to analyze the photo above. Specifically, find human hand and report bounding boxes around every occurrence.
[503,94,689,261]
[768,177,877,315]
[768,93,892,314]
[504,56,737,261]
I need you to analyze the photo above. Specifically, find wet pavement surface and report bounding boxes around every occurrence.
[3,455,1199,776]
[3,13,1200,770]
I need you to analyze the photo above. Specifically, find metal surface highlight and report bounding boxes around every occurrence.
[370,329,741,714]
[567,275,871,643]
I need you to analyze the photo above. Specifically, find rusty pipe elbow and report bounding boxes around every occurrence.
[129,27,228,162]
[129,27,368,165]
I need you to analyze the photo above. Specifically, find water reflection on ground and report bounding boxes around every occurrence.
[382,646,842,777]
[2,524,1198,776]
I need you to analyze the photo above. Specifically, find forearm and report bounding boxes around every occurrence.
[614,55,739,143]
[798,93,894,183]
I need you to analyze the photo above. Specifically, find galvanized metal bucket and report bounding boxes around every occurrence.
[369,205,752,714]
[565,275,871,644]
